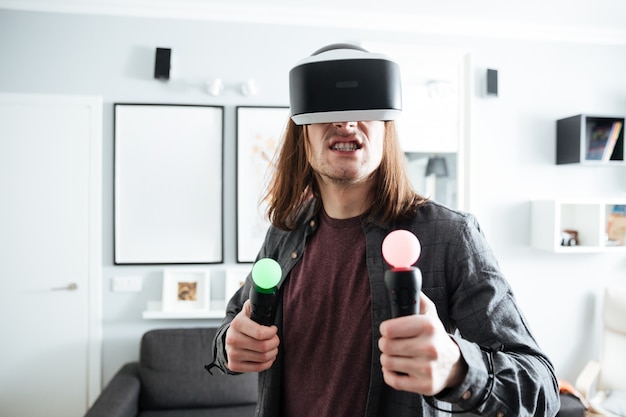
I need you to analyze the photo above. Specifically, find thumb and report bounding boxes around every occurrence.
[242,299,252,318]
[419,292,436,316]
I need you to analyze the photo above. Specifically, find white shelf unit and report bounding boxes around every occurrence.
[531,199,626,253]
[142,300,226,320]
[142,267,250,319]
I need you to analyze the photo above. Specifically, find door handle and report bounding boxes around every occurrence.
[51,283,78,291]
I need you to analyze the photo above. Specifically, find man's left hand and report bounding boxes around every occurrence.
[378,292,468,395]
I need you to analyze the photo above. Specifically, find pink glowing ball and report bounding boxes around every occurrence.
[382,229,421,268]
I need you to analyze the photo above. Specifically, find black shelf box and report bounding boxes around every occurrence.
[556,114,625,165]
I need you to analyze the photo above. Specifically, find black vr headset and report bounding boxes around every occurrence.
[289,43,402,125]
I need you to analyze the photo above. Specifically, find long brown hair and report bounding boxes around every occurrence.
[264,119,426,230]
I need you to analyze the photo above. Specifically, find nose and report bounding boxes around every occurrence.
[332,121,358,129]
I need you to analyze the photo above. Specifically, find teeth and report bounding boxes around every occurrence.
[332,142,358,151]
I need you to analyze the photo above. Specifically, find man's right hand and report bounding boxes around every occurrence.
[225,299,280,373]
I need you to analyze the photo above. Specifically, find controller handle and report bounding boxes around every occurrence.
[249,258,282,326]
[382,230,422,317]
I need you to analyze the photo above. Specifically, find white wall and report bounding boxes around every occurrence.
[1,8,625,387]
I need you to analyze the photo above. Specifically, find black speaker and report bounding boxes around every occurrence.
[486,68,498,96]
[154,47,171,80]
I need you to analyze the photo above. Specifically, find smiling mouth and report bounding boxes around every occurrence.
[331,141,361,151]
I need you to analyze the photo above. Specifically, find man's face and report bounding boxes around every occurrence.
[305,120,385,187]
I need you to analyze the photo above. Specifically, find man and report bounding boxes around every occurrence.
[207,44,559,417]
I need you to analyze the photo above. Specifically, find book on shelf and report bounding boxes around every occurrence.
[601,121,623,161]
[586,122,612,160]
[607,205,626,246]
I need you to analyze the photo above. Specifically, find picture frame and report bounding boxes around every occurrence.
[114,103,224,264]
[161,269,211,313]
[236,106,290,263]
[224,268,249,302]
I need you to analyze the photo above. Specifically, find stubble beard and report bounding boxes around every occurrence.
[316,167,375,188]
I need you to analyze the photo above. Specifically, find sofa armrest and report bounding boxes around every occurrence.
[575,359,600,403]
[84,363,140,417]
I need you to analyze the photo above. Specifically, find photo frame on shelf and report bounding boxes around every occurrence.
[236,106,290,263]
[114,103,224,264]
[225,268,249,301]
[162,269,211,313]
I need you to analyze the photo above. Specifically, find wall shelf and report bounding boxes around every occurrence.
[556,114,625,165]
[531,199,626,253]
[142,301,226,320]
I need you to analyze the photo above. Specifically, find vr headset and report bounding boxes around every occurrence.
[289,43,402,125]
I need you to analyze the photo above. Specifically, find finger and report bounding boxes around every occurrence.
[227,321,280,354]
[378,333,420,357]
[381,364,411,387]
[380,352,417,375]
[226,342,279,367]
[381,349,440,396]
[380,314,433,339]
[227,355,277,373]
[381,365,438,396]
[225,326,279,373]
[381,359,422,390]
[234,301,279,342]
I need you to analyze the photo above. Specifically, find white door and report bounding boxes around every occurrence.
[0,93,102,417]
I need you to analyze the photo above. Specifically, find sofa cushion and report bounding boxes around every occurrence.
[556,393,585,417]
[138,328,257,410]
[602,390,626,417]
[139,404,256,417]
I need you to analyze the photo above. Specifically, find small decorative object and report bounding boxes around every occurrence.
[561,229,579,246]
[162,269,210,313]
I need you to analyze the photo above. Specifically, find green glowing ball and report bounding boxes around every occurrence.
[251,258,282,289]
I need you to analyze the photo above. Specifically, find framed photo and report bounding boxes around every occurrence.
[225,268,249,302]
[236,106,290,263]
[114,103,224,264]
[162,269,210,313]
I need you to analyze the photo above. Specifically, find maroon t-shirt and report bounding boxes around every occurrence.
[281,210,372,417]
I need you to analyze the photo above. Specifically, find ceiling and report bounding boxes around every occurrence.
[2,0,626,44]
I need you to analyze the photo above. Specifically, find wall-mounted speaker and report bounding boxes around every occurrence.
[154,47,171,80]
[486,68,498,96]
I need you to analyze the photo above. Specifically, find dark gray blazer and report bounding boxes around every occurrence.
[209,199,560,417]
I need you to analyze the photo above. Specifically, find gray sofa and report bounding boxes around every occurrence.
[84,327,257,417]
